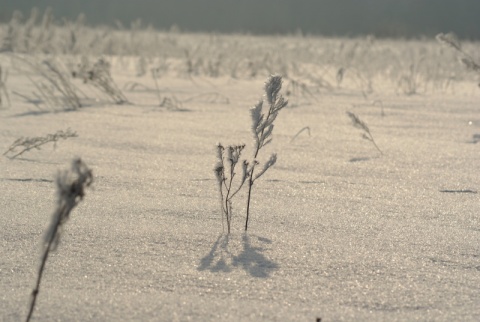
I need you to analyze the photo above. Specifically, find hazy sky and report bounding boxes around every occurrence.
[3,0,480,39]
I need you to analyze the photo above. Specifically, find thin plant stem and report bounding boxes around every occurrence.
[245,175,254,231]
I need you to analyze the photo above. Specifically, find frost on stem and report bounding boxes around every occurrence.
[214,143,250,234]
[254,153,277,181]
[245,75,288,231]
[251,76,288,158]
[213,75,287,233]
[265,74,283,105]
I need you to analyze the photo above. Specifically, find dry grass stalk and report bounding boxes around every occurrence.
[73,57,128,104]
[347,111,382,154]
[15,57,83,110]
[4,128,77,159]
[214,144,250,234]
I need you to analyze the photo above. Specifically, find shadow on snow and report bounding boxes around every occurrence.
[198,233,279,278]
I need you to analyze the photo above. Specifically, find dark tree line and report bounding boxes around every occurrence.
[3,0,480,39]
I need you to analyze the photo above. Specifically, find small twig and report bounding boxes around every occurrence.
[4,129,78,159]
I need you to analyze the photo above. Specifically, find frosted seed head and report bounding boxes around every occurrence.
[241,160,249,181]
[264,75,283,105]
[347,111,369,132]
[214,163,224,182]
[227,146,234,163]
[274,96,288,112]
[216,143,224,160]
[250,100,264,133]
[254,153,277,180]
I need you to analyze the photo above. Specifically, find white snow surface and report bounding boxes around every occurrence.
[1,45,479,321]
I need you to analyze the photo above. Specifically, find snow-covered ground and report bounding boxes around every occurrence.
[1,32,479,321]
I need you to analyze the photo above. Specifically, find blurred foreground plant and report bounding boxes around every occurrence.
[26,158,93,322]
[437,33,480,86]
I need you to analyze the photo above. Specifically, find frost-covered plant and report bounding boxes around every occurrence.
[245,75,288,231]
[73,57,128,104]
[26,158,93,322]
[3,128,77,159]
[436,32,480,86]
[213,76,287,233]
[0,66,10,108]
[346,111,382,154]
[214,144,250,234]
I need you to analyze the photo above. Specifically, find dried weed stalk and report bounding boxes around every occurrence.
[4,128,77,159]
[26,158,93,322]
[213,75,287,233]
[18,57,83,110]
[245,75,288,231]
[73,57,128,104]
[214,144,250,234]
[347,111,382,154]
